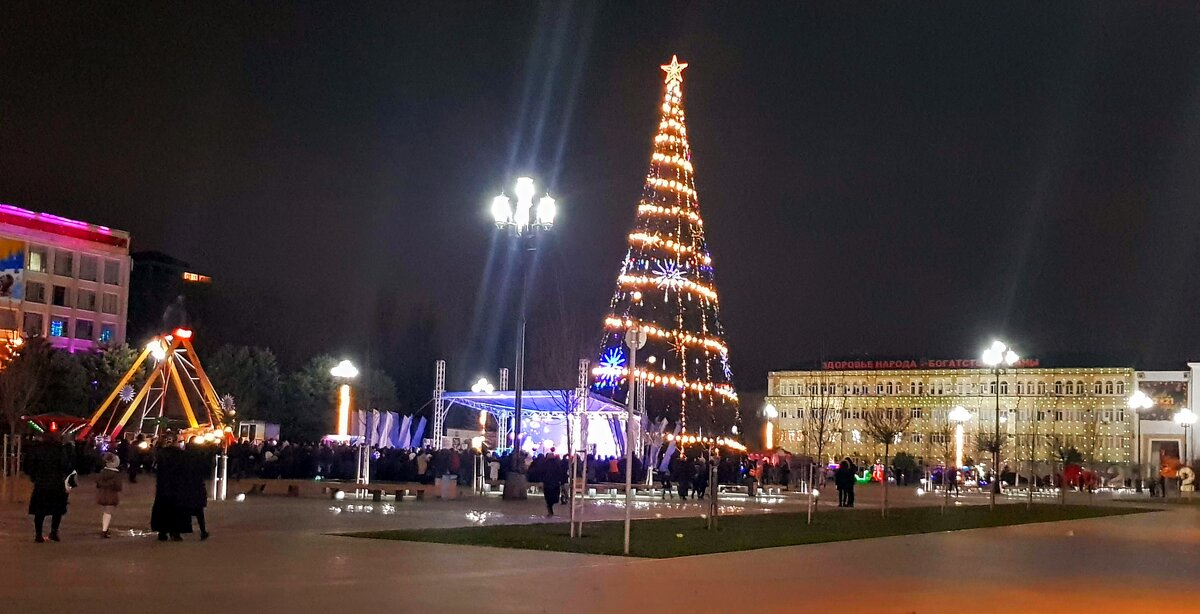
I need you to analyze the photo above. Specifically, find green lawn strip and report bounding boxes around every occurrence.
[341,504,1154,558]
[1111,496,1200,506]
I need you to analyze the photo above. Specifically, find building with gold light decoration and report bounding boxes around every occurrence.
[765,359,1145,471]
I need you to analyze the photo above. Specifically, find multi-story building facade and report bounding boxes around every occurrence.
[0,204,131,351]
[765,360,1137,470]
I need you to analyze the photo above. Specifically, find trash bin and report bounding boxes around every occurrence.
[438,475,459,500]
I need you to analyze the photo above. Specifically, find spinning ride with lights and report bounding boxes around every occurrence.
[78,328,228,442]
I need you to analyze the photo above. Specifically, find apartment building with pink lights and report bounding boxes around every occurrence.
[0,203,130,351]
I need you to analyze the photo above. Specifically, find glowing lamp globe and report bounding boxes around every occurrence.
[491,195,512,226]
[145,339,168,361]
[536,195,556,227]
[1175,408,1197,427]
[330,360,359,379]
[1128,389,1154,411]
[514,177,536,203]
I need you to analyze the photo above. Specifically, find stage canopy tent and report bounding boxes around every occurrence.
[442,390,641,458]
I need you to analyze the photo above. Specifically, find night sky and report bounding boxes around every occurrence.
[4,3,1200,394]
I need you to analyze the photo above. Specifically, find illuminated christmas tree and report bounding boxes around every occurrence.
[593,55,739,432]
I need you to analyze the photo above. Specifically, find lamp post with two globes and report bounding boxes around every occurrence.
[763,404,779,450]
[330,359,359,438]
[981,340,1019,509]
[491,177,556,490]
[946,405,971,511]
[1128,389,1154,492]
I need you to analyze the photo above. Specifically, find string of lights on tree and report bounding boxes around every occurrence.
[593,56,739,432]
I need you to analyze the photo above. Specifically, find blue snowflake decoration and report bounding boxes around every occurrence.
[594,347,626,388]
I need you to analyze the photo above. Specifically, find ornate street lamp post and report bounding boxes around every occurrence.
[491,177,556,495]
[981,340,1018,510]
[1128,389,1154,492]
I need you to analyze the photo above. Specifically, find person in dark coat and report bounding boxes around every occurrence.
[182,438,211,540]
[671,455,690,500]
[842,458,858,507]
[129,434,148,483]
[541,451,565,517]
[834,460,851,507]
[151,435,191,541]
[692,458,709,500]
[26,433,73,543]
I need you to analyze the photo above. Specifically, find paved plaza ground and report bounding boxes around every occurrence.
[4,475,1197,613]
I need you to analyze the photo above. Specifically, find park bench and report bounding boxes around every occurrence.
[236,479,327,498]
[234,479,435,501]
[323,481,436,502]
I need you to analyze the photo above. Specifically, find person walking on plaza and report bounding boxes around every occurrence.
[541,451,565,517]
[128,434,148,483]
[26,433,74,543]
[151,435,190,541]
[182,437,211,540]
[96,452,123,538]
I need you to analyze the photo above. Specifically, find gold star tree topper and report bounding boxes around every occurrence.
[661,55,688,85]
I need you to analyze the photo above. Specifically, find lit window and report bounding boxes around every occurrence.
[99,324,115,344]
[49,318,67,337]
[28,246,47,272]
[53,251,73,277]
[182,272,212,283]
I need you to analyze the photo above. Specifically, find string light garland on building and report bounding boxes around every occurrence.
[592,55,739,432]
[663,431,748,452]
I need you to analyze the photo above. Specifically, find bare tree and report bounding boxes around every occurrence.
[0,338,52,435]
[1079,407,1103,468]
[799,372,843,468]
[975,431,1003,510]
[931,417,956,513]
[1022,404,1045,509]
[862,408,913,518]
